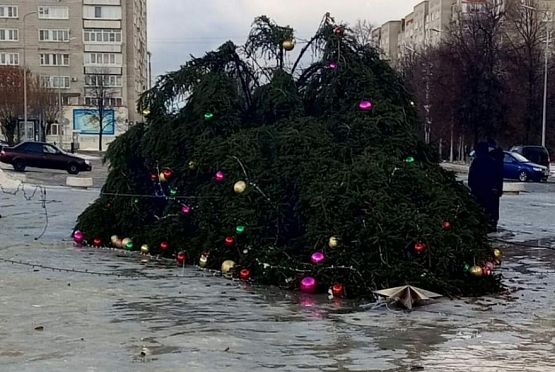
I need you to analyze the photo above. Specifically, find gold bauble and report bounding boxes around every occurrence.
[221,260,236,274]
[282,40,295,51]
[140,244,149,254]
[199,254,209,268]
[493,248,503,259]
[111,235,119,244]
[328,236,339,248]
[115,239,123,248]
[188,160,197,170]
[159,172,167,182]
[234,180,247,194]
[469,265,483,277]
[122,238,132,247]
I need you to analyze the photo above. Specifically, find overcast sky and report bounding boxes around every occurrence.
[147,0,418,78]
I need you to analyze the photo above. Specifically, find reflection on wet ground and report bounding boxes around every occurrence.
[1,189,555,371]
[0,242,554,372]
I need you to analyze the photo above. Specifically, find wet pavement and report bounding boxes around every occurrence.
[1,187,555,371]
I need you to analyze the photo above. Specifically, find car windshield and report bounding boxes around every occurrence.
[511,152,531,163]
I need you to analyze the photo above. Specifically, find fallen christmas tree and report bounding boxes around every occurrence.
[75,14,502,298]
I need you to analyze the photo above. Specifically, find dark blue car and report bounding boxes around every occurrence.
[503,151,549,182]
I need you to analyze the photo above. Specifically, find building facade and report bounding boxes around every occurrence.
[0,0,147,150]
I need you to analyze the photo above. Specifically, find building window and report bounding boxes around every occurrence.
[40,53,70,66]
[85,74,122,87]
[0,5,18,18]
[0,29,18,41]
[84,52,122,66]
[85,96,123,107]
[38,6,69,19]
[0,52,19,65]
[41,76,70,89]
[83,5,121,20]
[39,29,70,42]
[83,29,122,43]
[48,123,60,136]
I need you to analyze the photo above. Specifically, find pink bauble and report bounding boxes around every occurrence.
[484,261,495,271]
[73,230,84,244]
[359,100,374,111]
[300,276,318,294]
[181,205,191,215]
[215,171,225,183]
[310,251,326,265]
[329,62,338,70]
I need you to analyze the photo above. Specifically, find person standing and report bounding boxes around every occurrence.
[468,141,502,232]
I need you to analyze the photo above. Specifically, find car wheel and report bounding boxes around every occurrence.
[13,160,25,172]
[518,171,528,182]
[67,163,80,175]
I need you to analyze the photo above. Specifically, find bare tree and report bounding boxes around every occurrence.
[0,66,24,145]
[352,19,374,46]
[84,68,120,151]
[29,76,61,142]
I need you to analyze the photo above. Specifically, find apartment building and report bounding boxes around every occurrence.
[377,21,402,65]
[0,0,147,150]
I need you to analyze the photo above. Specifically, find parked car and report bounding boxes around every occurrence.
[0,141,92,175]
[503,151,549,182]
[509,145,550,171]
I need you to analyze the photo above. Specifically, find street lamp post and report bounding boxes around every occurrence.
[521,3,551,147]
[22,11,37,142]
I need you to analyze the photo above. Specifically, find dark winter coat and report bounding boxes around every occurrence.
[468,142,502,225]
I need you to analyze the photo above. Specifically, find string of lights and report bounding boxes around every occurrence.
[0,183,49,240]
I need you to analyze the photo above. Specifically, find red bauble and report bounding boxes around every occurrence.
[442,221,452,230]
[334,26,345,36]
[482,266,493,276]
[331,283,345,297]
[176,251,187,266]
[150,174,158,182]
[240,268,251,281]
[93,238,102,247]
[160,241,169,251]
[414,242,427,254]
[162,169,173,180]
[224,236,235,247]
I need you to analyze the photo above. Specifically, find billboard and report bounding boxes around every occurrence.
[73,108,115,135]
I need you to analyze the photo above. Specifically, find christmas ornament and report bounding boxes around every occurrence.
[233,180,247,193]
[204,112,214,121]
[329,62,338,70]
[123,238,133,250]
[224,236,235,247]
[358,100,373,111]
[110,235,119,245]
[162,169,173,180]
[188,160,196,170]
[463,263,470,273]
[331,283,345,298]
[122,237,131,247]
[414,242,427,254]
[493,248,503,259]
[328,236,339,248]
[482,266,493,276]
[199,253,209,268]
[181,205,191,215]
[235,225,246,234]
[405,156,415,163]
[115,239,123,248]
[282,39,295,51]
[73,230,84,244]
[142,108,151,116]
[176,251,187,266]
[310,251,326,265]
[334,26,345,37]
[140,244,149,254]
[469,265,483,277]
[159,172,167,182]
[221,260,236,274]
[239,268,251,281]
[300,276,318,294]
[442,220,452,230]
[484,261,495,271]
[170,188,177,196]
[160,241,169,251]
[150,174,158,182]
[93,238,102,247]
[215,171,225,183]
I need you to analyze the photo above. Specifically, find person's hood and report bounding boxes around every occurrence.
[475,142,490,158]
